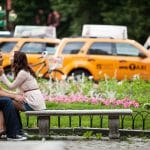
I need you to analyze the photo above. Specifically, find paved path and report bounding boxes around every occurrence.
[0,137,150,150]
[0,141,64,150]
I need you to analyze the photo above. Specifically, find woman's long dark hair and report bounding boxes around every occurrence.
[12,51,36,78]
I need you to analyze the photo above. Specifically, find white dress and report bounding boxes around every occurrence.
[0,70,46,110]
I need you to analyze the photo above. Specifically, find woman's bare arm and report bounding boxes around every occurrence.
[0,87,24,103]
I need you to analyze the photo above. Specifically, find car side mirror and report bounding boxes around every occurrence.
[42,51,48,57]
[139,52,147,58]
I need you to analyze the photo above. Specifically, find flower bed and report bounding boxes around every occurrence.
[37,77,150,110]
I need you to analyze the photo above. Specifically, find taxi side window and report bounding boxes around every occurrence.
[45,43,57,55]
[0,42,17,53]
[62,42,85,54]
[88,42,112,55]
[20,42,45,54]
[116,43,139,56]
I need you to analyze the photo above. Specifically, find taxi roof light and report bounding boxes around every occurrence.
[82,24,128,39]
[14,25,56,38]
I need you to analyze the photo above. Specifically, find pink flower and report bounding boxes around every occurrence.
[102,99,111,106]
[43,93,140,108]
[115,100,123,106]
[132,101,139,108]
[123,101,131,108]
[90,98,99,104]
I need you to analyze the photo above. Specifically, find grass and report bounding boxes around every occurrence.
[0,77,150,130]
[15,77,150,131]
[22,102,150,130]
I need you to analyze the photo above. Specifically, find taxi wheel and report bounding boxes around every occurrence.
[70,69,91,80]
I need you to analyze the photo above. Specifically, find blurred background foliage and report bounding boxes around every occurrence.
[1,0,150,44]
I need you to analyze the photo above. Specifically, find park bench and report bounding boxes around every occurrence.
[25,109,132,139]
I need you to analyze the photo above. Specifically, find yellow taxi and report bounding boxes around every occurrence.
[1,37,60,77]
[54,37,150,81]
[0,37,20,72]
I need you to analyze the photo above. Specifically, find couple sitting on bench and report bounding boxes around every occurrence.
[0,51,46,141]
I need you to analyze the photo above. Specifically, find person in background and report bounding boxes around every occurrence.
[47,10,61,27]
[35,8,47,25]
[0,53,27,141]
[0,51,46,112]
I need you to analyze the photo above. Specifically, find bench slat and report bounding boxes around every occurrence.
[26,109,132,116]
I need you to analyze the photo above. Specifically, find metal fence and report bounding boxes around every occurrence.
[26,110,150,130]
[120,111,150,130]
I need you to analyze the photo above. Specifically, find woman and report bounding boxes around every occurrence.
[0,51,46,111]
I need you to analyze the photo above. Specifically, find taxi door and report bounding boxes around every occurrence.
[114,43,150,80]
[85,42,118,80]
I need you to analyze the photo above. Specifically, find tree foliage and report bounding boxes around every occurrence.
[11,0,150,43]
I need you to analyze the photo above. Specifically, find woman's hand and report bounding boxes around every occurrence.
[14,94,25,104]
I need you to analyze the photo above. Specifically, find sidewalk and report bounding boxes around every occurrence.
[0,141,64,150]
[0,137,150,150]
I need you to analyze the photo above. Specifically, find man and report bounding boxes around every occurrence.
[0,52,26,141]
